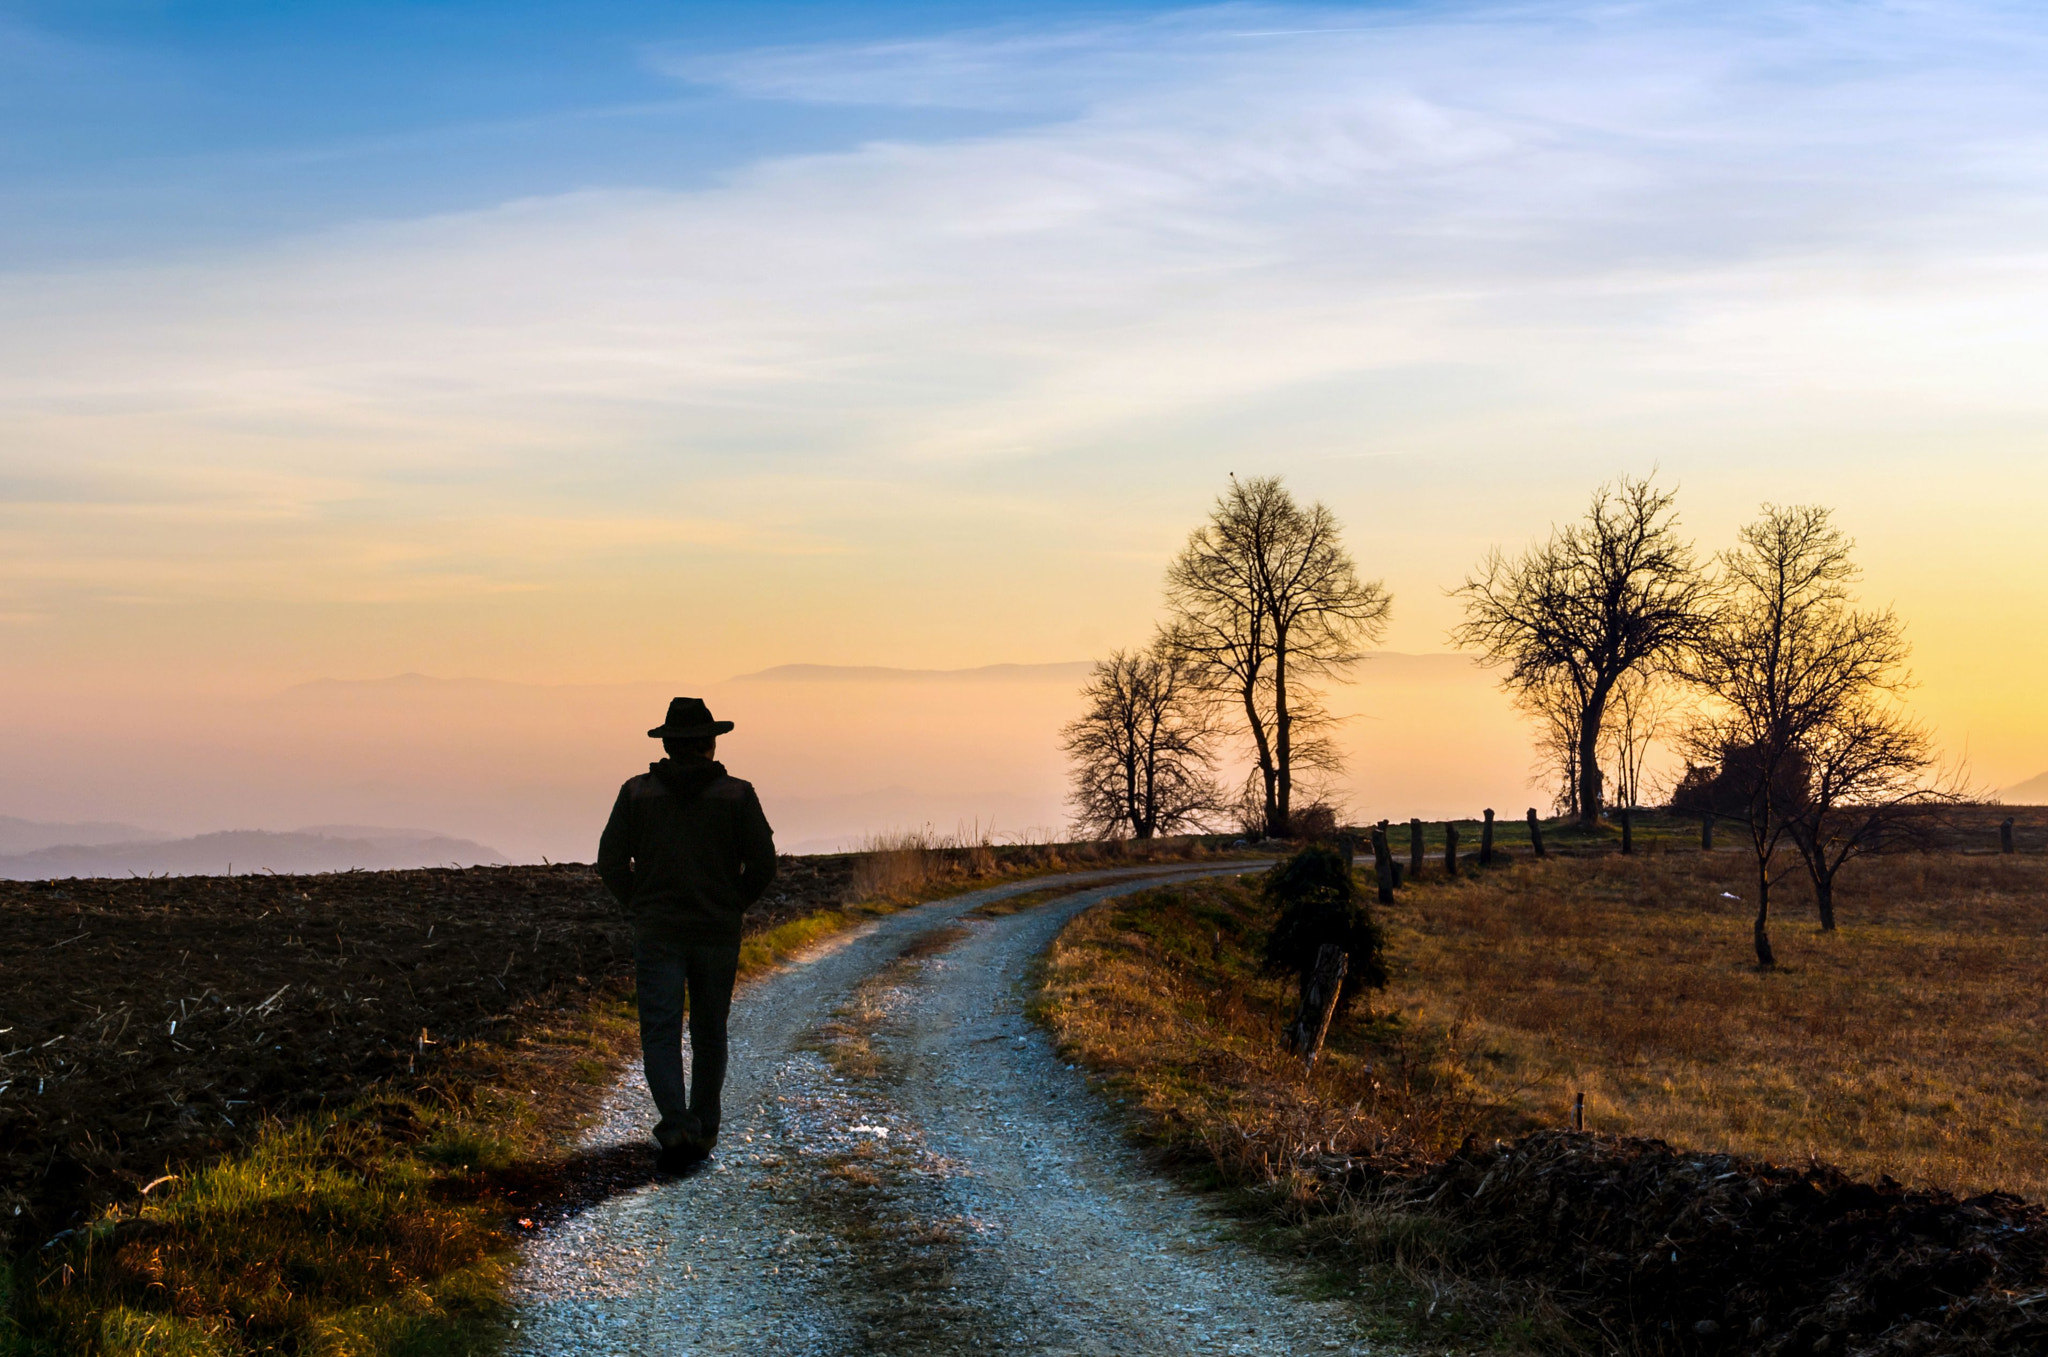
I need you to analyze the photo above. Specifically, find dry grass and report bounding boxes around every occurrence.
[1381,849,2048,1199]
[843,830,1236,907]
[1040,876,1481,1192]
[1047,852,2048,1202]
[1040,851,2048,1350]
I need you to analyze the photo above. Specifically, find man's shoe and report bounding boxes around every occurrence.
[656,1141,709,1175]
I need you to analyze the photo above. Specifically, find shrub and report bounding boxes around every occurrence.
[1259,846,1387,1014]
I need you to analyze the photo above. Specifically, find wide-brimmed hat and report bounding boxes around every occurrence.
[647,696,734,739]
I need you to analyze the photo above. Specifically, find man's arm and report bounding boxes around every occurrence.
[736,786,778,907]
[596,784,636,907]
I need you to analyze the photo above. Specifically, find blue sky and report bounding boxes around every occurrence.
[1,0,1190,262]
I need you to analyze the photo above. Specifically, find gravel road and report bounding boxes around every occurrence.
[507,865,1385,1356]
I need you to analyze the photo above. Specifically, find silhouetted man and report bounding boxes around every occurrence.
[598,697,776,1172]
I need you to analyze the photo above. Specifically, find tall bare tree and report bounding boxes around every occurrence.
[1062,639,1222,840]
[1454,475,1711,827]
[1682,504,1927,965]
[1164,476,1390,838]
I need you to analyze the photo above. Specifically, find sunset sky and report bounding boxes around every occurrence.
[5,1,2047,852]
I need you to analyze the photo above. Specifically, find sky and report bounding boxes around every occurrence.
[4,0,2048,852]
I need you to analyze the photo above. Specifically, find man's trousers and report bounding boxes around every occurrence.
[631,930,740,1150]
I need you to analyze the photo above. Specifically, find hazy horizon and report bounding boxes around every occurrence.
[1,651,1576,862]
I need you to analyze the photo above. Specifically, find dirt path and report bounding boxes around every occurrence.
[507,866,1384,1356]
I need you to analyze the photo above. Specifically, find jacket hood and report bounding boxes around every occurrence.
[651,757,727,801]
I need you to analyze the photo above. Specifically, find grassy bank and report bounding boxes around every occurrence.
[4,836,1234,1355]
[1038,852,2048,1352]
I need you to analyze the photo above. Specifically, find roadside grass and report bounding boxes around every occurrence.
[7,839,1238,1356]
[4,996,640,1357]
[843,830,1242,910]
[1039,852,2048,1350]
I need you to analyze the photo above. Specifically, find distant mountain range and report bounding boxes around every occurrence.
[0,815,165,855]
[0,827,507,880]
[2001,772,2048,805]
[732,662,1096,684]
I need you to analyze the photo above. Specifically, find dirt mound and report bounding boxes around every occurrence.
[1398,1131,2048,1355]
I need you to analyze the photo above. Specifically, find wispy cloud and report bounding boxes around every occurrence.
[4,2,2048,654]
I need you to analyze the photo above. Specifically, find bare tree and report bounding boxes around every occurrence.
[1601,670,1678,811]
[1454,475,1712,827]
[1682,504,1927,965]
[1062,639,1222,840]
[1785,706,1945,930]
[1164,476,1390,838]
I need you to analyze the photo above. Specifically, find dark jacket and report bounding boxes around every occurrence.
[597,757,777,946]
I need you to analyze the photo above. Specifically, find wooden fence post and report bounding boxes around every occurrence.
[1340,833,1357,868]
[1702,813,1714,851]
[1371,824,1395,904]
[1527,808,1546,858]
[1444,823,1459,878]
[1621,806,1633,856]
[1571,1091,1586,1132]
[1294,942,1350,1071]
[1480,808,1495,866]
[1410,818,1425,881]
[2001,817,2016,854]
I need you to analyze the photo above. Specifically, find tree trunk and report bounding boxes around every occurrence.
[1815,873,1835,931]
[1271,632,1292,838]
[1620,806,1633,856]
[1753,866,1775,968]
[1577,683,1610,829]
[1125,753,1143,840]
[1239,678,1278,838]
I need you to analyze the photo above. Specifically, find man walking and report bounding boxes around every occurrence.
[599,697,777,1172]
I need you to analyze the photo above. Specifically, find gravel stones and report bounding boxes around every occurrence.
[506,866,1387,1356]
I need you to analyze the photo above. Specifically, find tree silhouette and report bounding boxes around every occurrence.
[1062,640,1222,840]
[1165,476,1389,838]
[1682,504,1932,963]
[1454,475,1711,827]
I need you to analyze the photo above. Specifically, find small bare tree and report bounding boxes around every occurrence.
[1454,475,1712,827]
[1683,504,1928,965]
[1165,476,1390,838]
[1062,640,1222,840]
[1601,670,1678,811]
[1784,705,1944,930]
